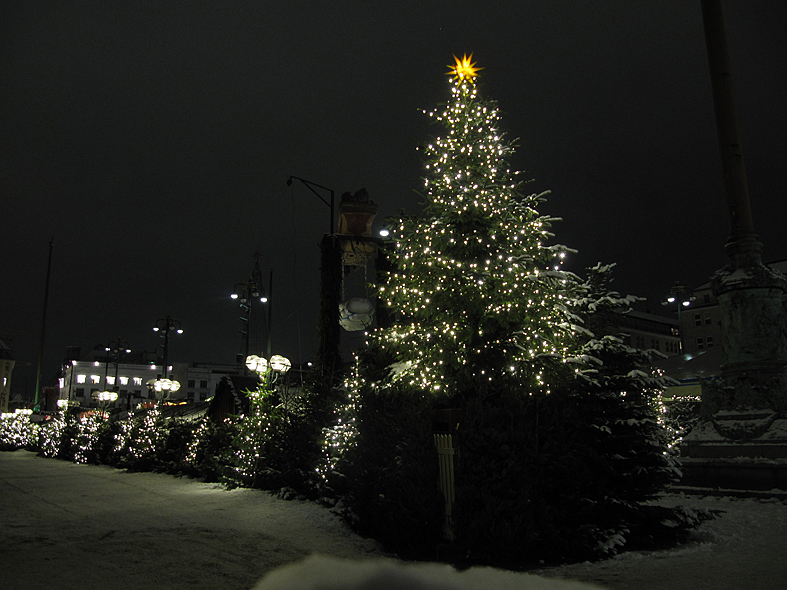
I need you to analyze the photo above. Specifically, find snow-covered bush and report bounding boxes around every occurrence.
[0,411,38,451]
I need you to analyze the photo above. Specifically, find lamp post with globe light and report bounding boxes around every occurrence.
[153,316,182,380]
[232,256,272,369]
[661,282,696,352]
[146,378,181,403]
[243,353,292,486]
[246,353,292,384]
[93,390,118,419]
[233,278,266,368]
[103,338,131,402]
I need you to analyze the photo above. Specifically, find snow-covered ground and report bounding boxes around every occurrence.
[2,450,786,590]
[533,492,787,590]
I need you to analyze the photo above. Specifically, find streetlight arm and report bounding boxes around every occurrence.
[287,175,335,235]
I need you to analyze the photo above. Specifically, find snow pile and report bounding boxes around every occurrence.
[253,554,604,590]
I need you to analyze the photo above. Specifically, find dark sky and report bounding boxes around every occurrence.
[3,1,786,394]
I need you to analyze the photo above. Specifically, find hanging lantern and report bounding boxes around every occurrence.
[339,298,375,331]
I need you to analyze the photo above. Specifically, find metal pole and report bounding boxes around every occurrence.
[244,288,251,364]
[34,237,54,409]
[266,269,273,359]
[162,320,170,380]
[287,176,335,235]
[67,362,74,402]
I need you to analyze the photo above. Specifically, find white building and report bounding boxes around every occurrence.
[0,339,14,414]
[58,359,237,409]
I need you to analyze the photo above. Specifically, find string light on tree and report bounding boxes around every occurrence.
[371,55,583,399]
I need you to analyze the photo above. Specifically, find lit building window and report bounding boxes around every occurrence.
[133,377,143,386]
[91,375,101,384]
[77,374,87,384]
[120,376,129,385]
[106,376,116,386]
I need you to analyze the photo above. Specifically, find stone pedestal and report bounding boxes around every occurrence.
[681,2,787,488]
[682,243,787,473]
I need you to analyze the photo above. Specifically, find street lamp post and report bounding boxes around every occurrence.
[146,378,181,403]
[104,338,131,397]
[153,316,183,380]
[661,282,696,352]
[93,390,118,419]
[246,353,292,399]
[232,257,272,369]
[233,278,264,368]
[286,176,335,236]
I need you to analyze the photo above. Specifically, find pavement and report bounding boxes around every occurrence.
[0,450,382,590]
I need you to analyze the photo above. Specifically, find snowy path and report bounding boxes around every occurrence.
[2,450,787,590]
[0,450,383,589]
[534,493,787,590]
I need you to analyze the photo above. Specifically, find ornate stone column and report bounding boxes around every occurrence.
[682,1,787,462]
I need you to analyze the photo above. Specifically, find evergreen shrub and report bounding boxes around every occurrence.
[338,385,444,559]
[452,388,697,567]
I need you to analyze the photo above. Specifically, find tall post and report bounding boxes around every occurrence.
[154,316,181,380]
[266,269,273,359]
[162,322,170,380]
[701,0,760,264]
[34,237,54,409]
[317,234,344,388]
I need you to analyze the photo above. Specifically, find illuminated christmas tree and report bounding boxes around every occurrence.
[375,54,586,399]
[324,57,693,563]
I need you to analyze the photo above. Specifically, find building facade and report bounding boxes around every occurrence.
[58,358,238,409]
[617,310,682,357]
[678,260,787,355]
[0,339,14,414]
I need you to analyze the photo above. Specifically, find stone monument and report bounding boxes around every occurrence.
[681,1,787,487]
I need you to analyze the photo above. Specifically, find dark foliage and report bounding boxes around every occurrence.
[451,389,694,567]
[190,420,239,483]
[156,420,196,474]
[337,385,445,559]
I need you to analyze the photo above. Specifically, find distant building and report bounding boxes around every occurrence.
[616,310,681,357]
[657,259,787,402]
[678,259,787,356]
[678,281,723,355]
[57,353,241,409]
[0,339,14,414]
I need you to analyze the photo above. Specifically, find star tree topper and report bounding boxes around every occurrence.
[448,53,482,82]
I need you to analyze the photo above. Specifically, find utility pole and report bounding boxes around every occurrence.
[34,237,54,409]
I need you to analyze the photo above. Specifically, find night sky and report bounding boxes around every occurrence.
[3,1,786,395]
